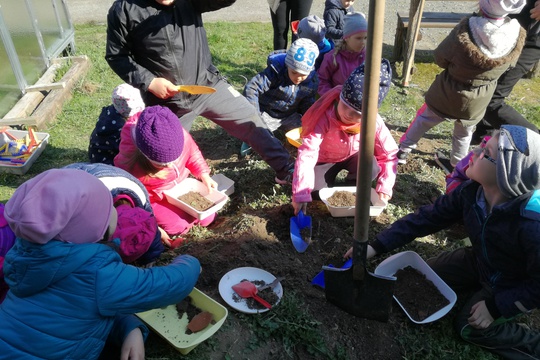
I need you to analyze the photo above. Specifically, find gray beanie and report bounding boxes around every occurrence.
[497,125,540,198]
[343,12,368,39]
[297,15,326,45]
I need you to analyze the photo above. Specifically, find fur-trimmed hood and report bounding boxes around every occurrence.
[454,17,526,70]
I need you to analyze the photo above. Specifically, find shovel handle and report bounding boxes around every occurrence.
[252,294,272,309]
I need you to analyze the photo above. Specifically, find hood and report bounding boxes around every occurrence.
[325,0,346,10]
[3,239,102,298]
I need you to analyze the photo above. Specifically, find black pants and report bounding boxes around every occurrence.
[270,0,313,50]
[428,248,540,359]
[480,23,540,133]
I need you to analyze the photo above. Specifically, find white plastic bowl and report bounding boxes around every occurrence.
[319,187,386,217]
[374,251,457,324]
[211,173,235,196]
[164,178,229,220]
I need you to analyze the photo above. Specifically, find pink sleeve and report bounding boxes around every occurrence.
[114,115,139,171]
[182,129,210,178]
[292,128,324,203]
[373,117,398,198]
[317,52,336,97]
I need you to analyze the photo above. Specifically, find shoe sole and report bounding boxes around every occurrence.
[434,151,452,175]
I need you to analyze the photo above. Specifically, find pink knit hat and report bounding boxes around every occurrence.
[4,169,113,244]
[479,0,526,18]
[112,204,158,263]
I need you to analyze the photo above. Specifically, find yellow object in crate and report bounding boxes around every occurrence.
[136,287,228,355]
[285,127,303,148]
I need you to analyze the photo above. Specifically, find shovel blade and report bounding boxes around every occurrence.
[324,266,396,322]
[290,211,312,253]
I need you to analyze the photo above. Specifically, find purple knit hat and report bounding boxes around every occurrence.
[340,58,392,112]
[0,203,15,257]
[4,169,113,244]
[135,105,184,164]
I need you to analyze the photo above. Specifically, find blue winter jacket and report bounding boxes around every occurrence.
[371,181,540,319]
[0,239,200,359]
[243,51,318,119]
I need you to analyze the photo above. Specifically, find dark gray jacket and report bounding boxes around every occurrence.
[105,0,235,105]
[323,0,354,40]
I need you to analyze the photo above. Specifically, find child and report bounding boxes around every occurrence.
[317,12,368,96]
[0,169,201,359]
[396,0,526,167]
[292,60,397,215]
[114,105,218,238]
[445,136,490,193]
[89,83,145,165]
[293,15,335,70]
[346,125,540,359]
[64,162,168,262]
[243,38,319,138]
[0,203,15,303]
[323,0,355,41]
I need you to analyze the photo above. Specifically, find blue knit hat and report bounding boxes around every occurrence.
[340,58,392,112]
[135,105,184,164]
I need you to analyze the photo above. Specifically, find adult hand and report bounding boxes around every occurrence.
[378,192,391,205]
[344,244,377,259]
[531,1,540,21]
[201,173,218,192]
[468,300,494,329]
[148,77,178,99]
[292,201,307,215]
[120,327,145,360]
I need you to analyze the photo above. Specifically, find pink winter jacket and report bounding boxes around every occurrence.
[317,48,366,96]
[114,113,210,204]
[292,87,398,203]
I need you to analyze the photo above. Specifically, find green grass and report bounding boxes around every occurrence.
[1,22,539,359]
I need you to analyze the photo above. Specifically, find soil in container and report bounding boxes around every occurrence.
[178,191,215,211]
[327,191,356,207]
[393,266,450,321]
[232,279,280,310]
[176,296,215,334]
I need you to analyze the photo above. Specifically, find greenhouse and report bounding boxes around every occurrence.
[0,0,75,118]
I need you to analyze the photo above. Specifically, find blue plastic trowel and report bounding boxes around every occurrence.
[290,210,312,253]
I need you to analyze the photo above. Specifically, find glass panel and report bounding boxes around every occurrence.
[0,0,46,86]
[30,0,74,59]
[0,39,20,118]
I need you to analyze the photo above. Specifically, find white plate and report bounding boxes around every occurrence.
[218,267,283,314]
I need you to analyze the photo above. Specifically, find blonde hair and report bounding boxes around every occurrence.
[332,39,348,67]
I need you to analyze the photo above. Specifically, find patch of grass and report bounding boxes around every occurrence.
[238,291,344,359]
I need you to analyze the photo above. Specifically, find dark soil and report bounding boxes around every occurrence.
[178,191,215,211]
[327,190,356,207]
[393,266,450,322]
[176,296,216,334]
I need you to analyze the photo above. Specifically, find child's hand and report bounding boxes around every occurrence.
[378,192,391,205]
[201,173,218,192]
[159,227,172,247]
[344,245,377,260]
[148,77,177,99]
[292,201,307,215]
[468,300,494,329]
[120,327,144,360]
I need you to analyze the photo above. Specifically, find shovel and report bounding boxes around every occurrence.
[323,0,396,322]
[176,85,216,95]
[290,210,312,253]
[232,281,272,309]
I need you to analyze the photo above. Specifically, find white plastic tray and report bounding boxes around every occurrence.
[374,251,457,324]
[319,187,386,217]
[0,130,49,175]
[211,173,234,196]
[164,178,229,220]
[218,267,283,314]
